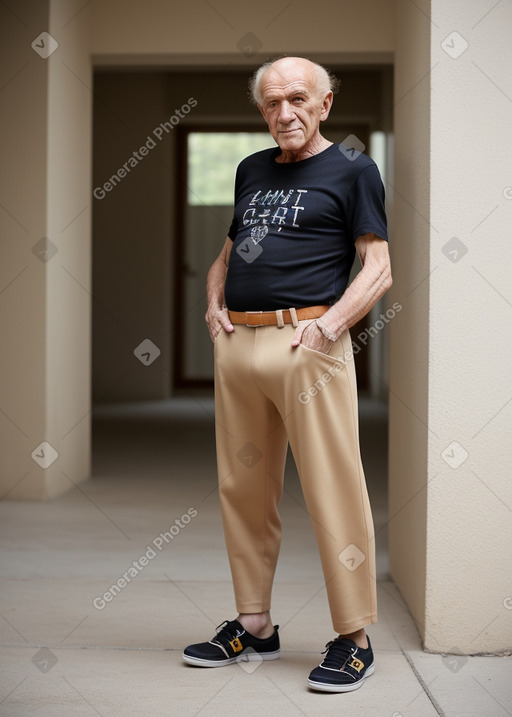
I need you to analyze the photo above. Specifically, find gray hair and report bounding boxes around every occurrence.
[249,58,340,105]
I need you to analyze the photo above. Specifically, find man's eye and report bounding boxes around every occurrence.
[293,97,304,103]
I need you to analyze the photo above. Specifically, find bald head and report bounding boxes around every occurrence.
[249,57,339,105]
[250,56,337,162]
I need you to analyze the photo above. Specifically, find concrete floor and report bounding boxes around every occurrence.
[0,396,510,716]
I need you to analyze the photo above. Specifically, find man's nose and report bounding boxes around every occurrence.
[278,101,295,123]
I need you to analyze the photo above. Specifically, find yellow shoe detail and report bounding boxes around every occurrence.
[349,658,364,672]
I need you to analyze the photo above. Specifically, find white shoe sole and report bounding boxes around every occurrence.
[307,663,375,692]
[182,649,281,667]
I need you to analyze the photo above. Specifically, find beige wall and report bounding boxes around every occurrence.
[1,0,92,499]
[388,0,431,644]
[390,0,512,653]
[90,0,394,65]
[46,0,93,498]
[426,0,511,654]
[1,1,48,500]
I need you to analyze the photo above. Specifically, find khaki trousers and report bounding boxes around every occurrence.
[213,322,377,634]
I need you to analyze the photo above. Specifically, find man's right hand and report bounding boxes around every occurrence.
[205,305,234,343]
[205,237,234,343]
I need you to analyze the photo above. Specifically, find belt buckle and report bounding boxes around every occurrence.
[245,310,264,327]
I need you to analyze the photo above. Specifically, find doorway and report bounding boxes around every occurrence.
[173,128,271,387]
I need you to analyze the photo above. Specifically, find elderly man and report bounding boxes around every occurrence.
[183,56,392,693]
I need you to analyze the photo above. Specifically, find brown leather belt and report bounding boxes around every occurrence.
[228,305,329,327]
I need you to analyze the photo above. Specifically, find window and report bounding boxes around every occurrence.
[187,132,272,206]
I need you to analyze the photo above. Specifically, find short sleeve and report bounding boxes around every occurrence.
[228,162,243,241]
[346,164,388,243]
[228,216,237,240]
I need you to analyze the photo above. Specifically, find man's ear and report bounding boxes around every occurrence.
[320,91,333,122]
[257,104,266,120]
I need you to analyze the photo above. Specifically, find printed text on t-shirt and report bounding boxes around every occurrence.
[242,189,308,240]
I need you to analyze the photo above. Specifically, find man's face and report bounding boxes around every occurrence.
[257,59,332,155]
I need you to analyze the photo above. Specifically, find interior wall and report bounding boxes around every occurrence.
[388,0,430,639]
[92,68,391,401]
[92,73,173,402]
[90,0,394,65]
[45,0,93,498]
[425,0,512,654]
[0,0,49,500]
[390,0,512,654]
[0,0,92,500]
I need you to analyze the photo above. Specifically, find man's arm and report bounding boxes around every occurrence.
[205,236,234,342]
[292,233,393,351]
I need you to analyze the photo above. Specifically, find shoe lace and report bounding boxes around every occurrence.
[212,620,244,648]
[321,639,356,669]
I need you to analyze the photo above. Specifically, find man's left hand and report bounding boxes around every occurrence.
[291,320,334,355]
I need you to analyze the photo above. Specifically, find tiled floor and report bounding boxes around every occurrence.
[0,397,510,716]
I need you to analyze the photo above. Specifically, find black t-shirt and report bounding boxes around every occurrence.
[225,143,388,311]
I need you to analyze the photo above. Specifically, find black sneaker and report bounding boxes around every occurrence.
[307,635,375,692]
[182,619,280,667]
